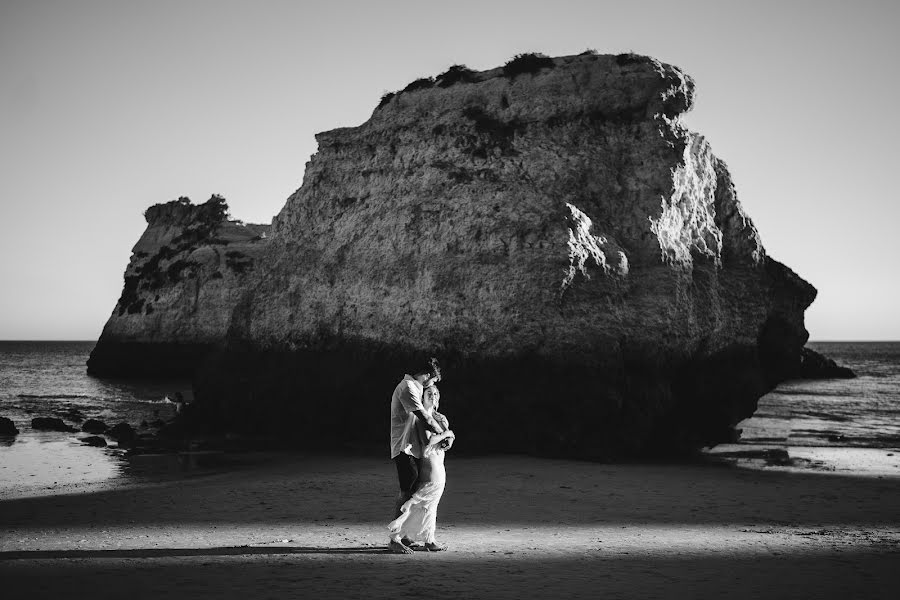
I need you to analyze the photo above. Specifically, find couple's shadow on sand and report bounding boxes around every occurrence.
[0,546,392,561]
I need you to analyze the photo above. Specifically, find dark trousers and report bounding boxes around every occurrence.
[393,453,421,497]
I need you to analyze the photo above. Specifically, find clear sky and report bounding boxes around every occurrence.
[1,0,898,341]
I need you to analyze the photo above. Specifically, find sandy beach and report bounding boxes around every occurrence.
[1,452,898,599]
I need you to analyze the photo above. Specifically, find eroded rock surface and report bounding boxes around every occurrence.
[94,53,832,457]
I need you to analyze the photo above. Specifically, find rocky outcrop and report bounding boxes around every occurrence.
[792,347,856,380]
[97,52,838,457]
[107,422,136,446]
[0,416,18,436]
[187,52,819,457]
[31,417,77,433]
[80,435,108,447]
[87,195,270,377]
[81,419,108,434]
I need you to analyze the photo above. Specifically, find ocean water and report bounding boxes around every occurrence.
[740,342,900,448]
[0,341,189,497]
[0,341,898,497]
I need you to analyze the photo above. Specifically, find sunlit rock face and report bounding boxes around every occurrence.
[87,196,269,377]
[129,53,818,456]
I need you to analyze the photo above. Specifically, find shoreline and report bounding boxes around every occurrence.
[3,433,900,502]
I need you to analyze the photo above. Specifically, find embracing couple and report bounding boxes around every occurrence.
[388,357,455,554]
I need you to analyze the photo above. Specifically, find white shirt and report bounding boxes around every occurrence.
[390,375,425,459]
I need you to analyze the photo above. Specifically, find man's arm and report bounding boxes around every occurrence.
[413,409,444,434]
[398,380,443,433]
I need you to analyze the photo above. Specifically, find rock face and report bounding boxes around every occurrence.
[87,196,269,377]
[95,53,829,457]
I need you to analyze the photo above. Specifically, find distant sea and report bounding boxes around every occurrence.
[0,341,188,498]
[742,342,900,449]
[1,341,898,497]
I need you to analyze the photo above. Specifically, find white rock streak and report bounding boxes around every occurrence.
[649,128,724,269]
[562,203,627,296]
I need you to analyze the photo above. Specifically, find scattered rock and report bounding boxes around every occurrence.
[81,419,108,434]
[107,422,136,445]
[0,416,19,436]
[80,435,107,447]
[31,417,77,433]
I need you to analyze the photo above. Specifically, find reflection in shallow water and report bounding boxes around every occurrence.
[0,430,239,499]
[0,432,124,498]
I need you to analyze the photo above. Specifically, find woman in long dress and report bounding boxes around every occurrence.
[388,385,454,551]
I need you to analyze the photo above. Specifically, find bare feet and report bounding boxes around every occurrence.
[388,539,413,554]
[423,542,447,552]
[401,536,419,548]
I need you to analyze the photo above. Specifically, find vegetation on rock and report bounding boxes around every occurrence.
[502,52,555,77]
[435,64,477,87]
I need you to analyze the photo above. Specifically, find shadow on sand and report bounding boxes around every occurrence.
[0,545,387,561]
[1,546,897,600]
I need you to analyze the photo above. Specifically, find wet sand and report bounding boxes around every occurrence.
[1,453,898,599]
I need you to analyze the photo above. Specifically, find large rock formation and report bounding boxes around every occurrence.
[87,196,269,377]
[93,53,826,457]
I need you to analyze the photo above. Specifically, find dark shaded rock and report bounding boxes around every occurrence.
[0,416,19,436]
[157,419,188,440]
[88,341,217,378]
[792,347,856,380]
[151,419,167,428]
[107,422,136,445]
[80,435,107,447]
[81,419,108,434]
[31,417,77,433]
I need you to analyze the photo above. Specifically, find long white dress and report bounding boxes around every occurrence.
[388,412,448,544]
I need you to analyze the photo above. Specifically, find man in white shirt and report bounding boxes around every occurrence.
[388,357,444,554]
